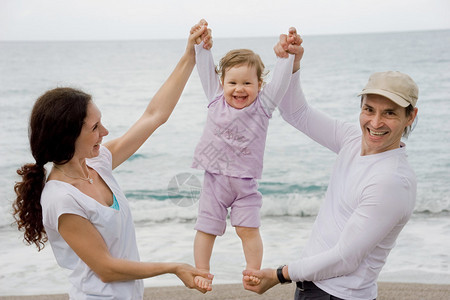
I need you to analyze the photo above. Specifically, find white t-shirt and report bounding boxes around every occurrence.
[280,72,416,300]
[41,146,144,299]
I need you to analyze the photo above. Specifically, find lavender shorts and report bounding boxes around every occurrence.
[194,171,262,236]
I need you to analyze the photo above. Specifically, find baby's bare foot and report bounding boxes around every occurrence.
[242,273,261,286]
[249,275,261,284]
[194,275,212,290]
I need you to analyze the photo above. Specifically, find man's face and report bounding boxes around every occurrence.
[359,94,417,155]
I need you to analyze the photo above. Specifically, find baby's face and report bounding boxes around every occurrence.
[222,64,262,109]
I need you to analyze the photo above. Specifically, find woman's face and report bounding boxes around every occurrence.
[74,101,109,159]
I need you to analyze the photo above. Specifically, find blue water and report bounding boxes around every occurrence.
[0,30,449,295]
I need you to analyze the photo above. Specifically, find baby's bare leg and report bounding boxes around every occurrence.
[235,226,263,284]
[194,231,216,289]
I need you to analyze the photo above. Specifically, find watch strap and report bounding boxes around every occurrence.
[277,265,292,284]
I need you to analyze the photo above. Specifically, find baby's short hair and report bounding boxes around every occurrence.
[217,49,266,84]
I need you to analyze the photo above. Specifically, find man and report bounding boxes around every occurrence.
[242,28,419,300]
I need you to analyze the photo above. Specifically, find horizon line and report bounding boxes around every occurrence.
[1,28,449,43]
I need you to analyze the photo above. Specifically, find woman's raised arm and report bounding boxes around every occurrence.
[105,23,208,169]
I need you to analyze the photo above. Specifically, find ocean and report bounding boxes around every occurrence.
[0,30,449,296]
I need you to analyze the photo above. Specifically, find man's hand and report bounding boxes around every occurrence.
[242,268,280,294]
[274,27,304,72]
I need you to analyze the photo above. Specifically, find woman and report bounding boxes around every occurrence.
[13,21,213,299]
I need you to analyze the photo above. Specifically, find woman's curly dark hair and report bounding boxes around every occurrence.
[13,87,91,250]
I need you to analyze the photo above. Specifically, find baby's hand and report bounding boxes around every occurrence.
[274,27,303,73]
[190,19,208,44]
[190,19,212,50]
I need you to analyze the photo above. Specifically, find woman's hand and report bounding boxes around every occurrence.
[189,19,212,50]
[174,263,214,293]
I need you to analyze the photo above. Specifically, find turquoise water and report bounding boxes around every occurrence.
[0,30,449,295]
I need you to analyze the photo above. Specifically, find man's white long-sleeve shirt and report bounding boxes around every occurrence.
[280,71,416,300]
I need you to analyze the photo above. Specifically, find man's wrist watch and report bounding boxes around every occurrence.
[276,265,292,284]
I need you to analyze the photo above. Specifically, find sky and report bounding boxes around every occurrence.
[1,0,449,41]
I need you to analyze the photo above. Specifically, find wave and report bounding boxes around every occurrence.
[127,182,327,201]
[127,153,147,161]
[128,192,323,225]
[1,185,449,228]
[258,181,327,195]
[125,190,169,201]
[125,183,450,224]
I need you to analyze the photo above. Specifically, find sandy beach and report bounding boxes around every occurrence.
[1,282,449,300]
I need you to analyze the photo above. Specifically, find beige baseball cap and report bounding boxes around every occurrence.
[359,71,419,107]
